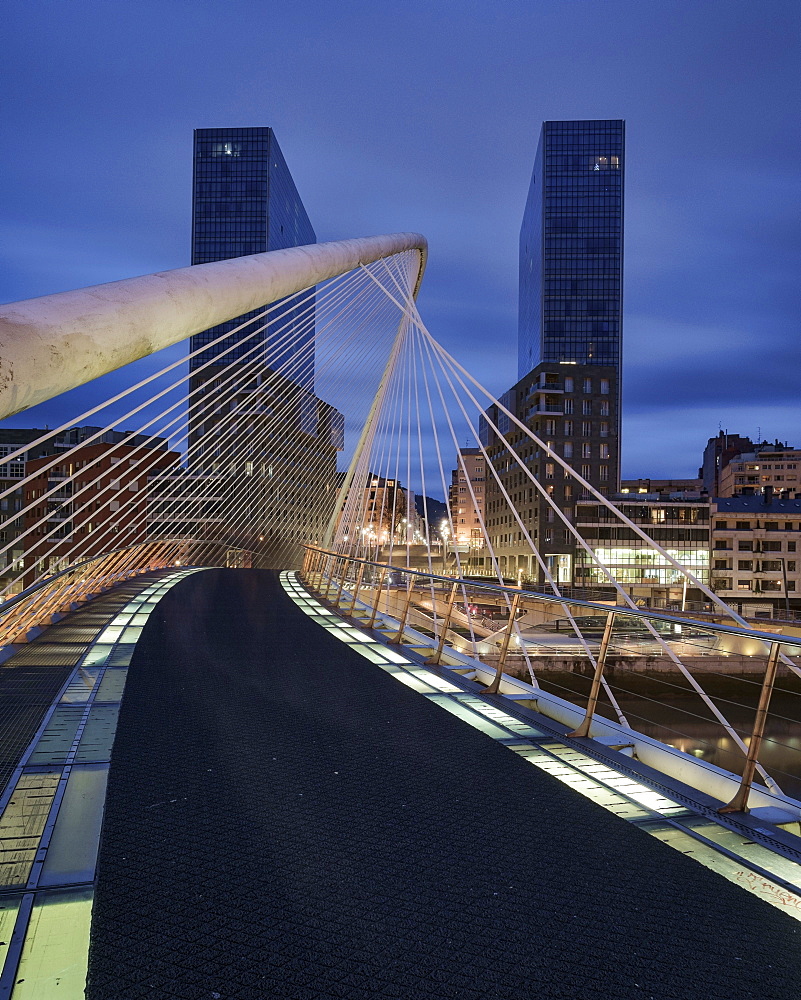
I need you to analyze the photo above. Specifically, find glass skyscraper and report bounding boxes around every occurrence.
[518,120,625,384]
[190,127,316,387]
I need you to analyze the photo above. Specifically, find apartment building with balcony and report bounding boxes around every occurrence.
[22,441,179,588]
[482,361,618,584]
[449,448,486,552]
[718,444,800,498]
[710,495,801,617]
[0,428,168,595]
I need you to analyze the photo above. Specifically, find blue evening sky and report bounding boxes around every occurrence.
[3,0,800,479]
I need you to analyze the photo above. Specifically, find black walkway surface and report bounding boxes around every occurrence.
[87,570,799,999]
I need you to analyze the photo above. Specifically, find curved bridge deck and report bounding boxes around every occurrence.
[86,569,799,999]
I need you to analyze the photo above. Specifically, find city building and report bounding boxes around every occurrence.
[621,478,703,495]
[700,431,755,495]
[448,448,486,553]
[339,474,408,546]
[187,127,343,566]
[190,126,317,387]
[518,119,625,466]
[717,443,799,498]
[573,495,710,603]
[151,366,343,567]
[488,119,625,584]
[483,361,618,585]
[0,427,169,595]
[710,496,801,617]
[22,440,179,588]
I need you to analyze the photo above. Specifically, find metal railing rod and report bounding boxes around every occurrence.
[302,545,801,651]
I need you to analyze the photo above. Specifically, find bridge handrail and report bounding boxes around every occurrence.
[303,543,801,816]
[0,536,255,647]
[303,544,800,650]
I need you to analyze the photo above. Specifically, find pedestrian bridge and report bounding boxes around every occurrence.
[0,236,800,995]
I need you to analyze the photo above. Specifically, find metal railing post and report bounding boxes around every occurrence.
[389,573,415,645]
[311,548,324,592]
[334,557,351,606]
[367,566,389,629]
[347,562,365,616]
[719,641,782,814]
[426,581,459,665]
[567,611,616,739]
[322,554,338,599]
[484,592,522,695]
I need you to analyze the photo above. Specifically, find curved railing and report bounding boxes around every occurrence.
[0,536,252,648]
[301,544,801,820]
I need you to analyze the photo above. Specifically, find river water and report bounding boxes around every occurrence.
[531,670,801,801]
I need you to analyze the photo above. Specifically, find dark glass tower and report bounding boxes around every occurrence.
[518,120,625,383]
[190,127,316,387]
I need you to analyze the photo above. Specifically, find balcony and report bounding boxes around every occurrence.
[527,401,563,416]
[529,382,564,396]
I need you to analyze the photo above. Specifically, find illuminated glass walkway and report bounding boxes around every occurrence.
[0,569,200,996]
[82,570,799,999]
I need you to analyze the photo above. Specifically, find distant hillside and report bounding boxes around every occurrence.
[415,495,448,528]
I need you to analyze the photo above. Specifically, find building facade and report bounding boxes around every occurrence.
[22,441,179,588]
[496,118,625,582]
[0,428,168,595]
[574,496,710,601]
[187,128,343,567]
[710,496,801,616]
[483,361,618,584]
[157,365,343,567]
[190,126,317,385]
[621,478,703,496]
[338,475,410,547]
[449,449,486,545]
[717,444,800,498]
[700,431,755,495]
[518,121,624,403]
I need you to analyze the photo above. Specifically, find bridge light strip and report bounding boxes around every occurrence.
[282,572,801,922]
[0,569,201,997]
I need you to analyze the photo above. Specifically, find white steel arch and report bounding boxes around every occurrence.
[0,232,427,420]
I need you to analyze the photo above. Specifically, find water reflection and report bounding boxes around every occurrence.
[535,673,801,801]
